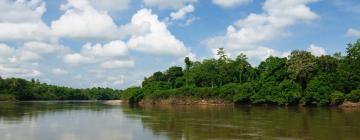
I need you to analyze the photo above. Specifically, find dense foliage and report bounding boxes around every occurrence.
[122,40,360,106]
[0,78,121,101]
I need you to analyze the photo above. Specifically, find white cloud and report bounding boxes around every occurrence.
[63,53,93,65]
[143,0,196,9]
[0,44,15,62]
[212,0,252,8]
[346,28,360,38]
[51,0,119,40]
[0,64,42,78]
[127,9,189,56]
[15,42,69,62]
[204,0,318,63]
[170,4,194,21]
[100,59,135,69]
[51,68,69,75]
[0,0,53,42]
[0,0,45,23]
[308,44,326,56]
[22,41,69,55]
[0,42,69,63]
[81,41,128,58]
[89,0,130,11]
[63,40,134,69]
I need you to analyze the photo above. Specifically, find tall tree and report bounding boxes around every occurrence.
[287,50,317,94]
[184,57,192,88]
[165,66,184,88]
[234,53,250,84]
[217,48,227,61]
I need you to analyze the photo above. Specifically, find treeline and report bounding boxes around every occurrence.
[0,78,121,101]
[122,40,360,106]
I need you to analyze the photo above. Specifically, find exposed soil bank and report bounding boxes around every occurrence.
[339,101,360,108]
[129,99,360,108]
[139,98,233,106]
[100,100,123,105]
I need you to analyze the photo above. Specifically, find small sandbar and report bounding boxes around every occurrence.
[100,100,123,105]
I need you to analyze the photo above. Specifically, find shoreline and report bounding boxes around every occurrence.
[1,99,359,108]
[136,98,360,108]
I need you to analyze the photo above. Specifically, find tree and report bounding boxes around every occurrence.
[165,66,184,88]
[258,56,288,82]
[287,50,317,94]
[192,59,218,87]
[184,57,192,87]
[217,48,227,61]
[316,55,338,74]
[342,40,360,92]
[234,53,251,84]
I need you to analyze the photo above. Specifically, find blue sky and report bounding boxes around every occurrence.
[0,0,360,89]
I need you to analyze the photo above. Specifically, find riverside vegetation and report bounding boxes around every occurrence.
[1,40,360,106]
[122,40,360,106]
[0,78,121,101]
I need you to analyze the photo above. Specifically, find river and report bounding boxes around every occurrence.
[0,101,359,140]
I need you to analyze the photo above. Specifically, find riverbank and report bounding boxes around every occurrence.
[339,101,360,108]
[139,98,232,106]
[100,100,123,105]
[0,100,124,105]
[130,98,360,108]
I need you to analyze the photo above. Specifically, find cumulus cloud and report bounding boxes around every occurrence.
[81,41,128,58]
[347,28,360,38]
[143,0,196,9]
[127,9,189,56]
[0,0,45,23]
[170,4,194,21]
[63,40,134,69]
[100,59,135,69]
[204,0,318,64]
[212,0,252,8]
[0,41,70,79]
[0,42,69,63]
[308,44,326,56]
[0,0,53,42]
[14,42,69,62]
[0,64,42,78]
[51,0,119,40]
[0,44,15,62]
[51,68,69,75]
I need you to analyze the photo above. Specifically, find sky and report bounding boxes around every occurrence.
[0,0,360,89]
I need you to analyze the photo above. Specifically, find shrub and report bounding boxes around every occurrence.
[275,80,301,106]
[346,90,360,102]
[233,82,256,103]
[330,91,345,105]
[302,76,333,106]
[0,94,16,101]
[219,83,240,101]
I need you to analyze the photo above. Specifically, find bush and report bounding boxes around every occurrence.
[346,90,360,102]
[302,76,332,106]
[194,87,220,99]
[121,87,144,103]
[330,91,345,105]
[251,81,278,104]
[0,94,16,101]
[219,83,240,101]
[275,80,301,106]
[233,82,256,103]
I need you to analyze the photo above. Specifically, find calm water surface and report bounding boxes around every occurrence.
[0,101,359,140]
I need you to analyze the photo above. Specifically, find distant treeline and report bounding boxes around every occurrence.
[122,40,360,106]
[0,78,121,101]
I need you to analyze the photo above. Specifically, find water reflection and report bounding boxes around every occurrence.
[0,102,360,140]
[121,105,360,140]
